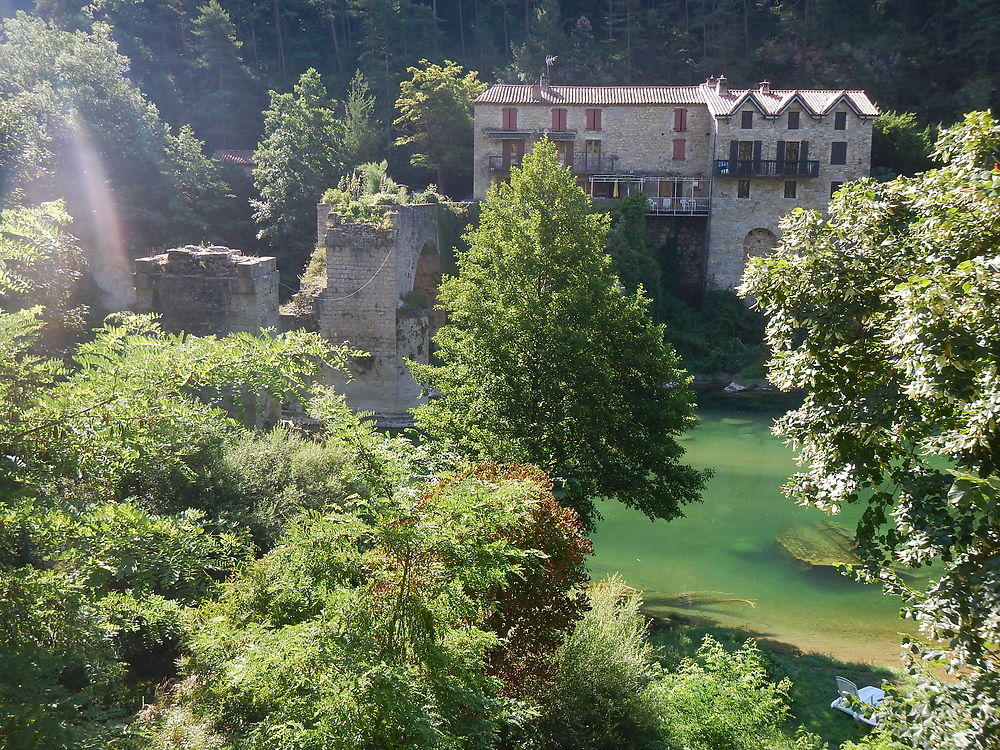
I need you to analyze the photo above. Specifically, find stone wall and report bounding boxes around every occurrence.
[315,204,440,422]
[473,102,713,199]
[706,104,873,289]
[645,215,709,296]
[133,245,279,335]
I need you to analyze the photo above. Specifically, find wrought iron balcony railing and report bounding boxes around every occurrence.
[714,159,819,178]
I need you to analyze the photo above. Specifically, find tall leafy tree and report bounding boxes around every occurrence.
[252,67,344,275]
[339,69,384,170]
[188,0,263,149]
[393,59,485,195]
[741,111,1000,749]
[411,139,707,529]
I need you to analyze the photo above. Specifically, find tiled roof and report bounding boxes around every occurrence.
[700,84,878,117]
[476,84,705,105]
[212,149,255,166]
[475,82,878,117]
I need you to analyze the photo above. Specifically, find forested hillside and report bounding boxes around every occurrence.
[12,0,997,148]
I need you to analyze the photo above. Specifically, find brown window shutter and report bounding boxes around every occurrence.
[595,109,601,130]
[585,109,594,130]
[502,108,518,130]
[729,139,739,162]
[672,139,686,160]
[552,108,567,130]
[674,108,688,131]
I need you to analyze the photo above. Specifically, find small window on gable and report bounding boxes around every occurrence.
[788,111,800,129]
[502,107,518,130]
[834,111,847,130]
[830,181,843,197]
[831,141,847,165]
[741,111,753,129]
[784,180,797,198]
[738,180,750,198]
[673,108,688,132]
[672,139,686,161]
[586,108,602,131]
[551,108,567,131]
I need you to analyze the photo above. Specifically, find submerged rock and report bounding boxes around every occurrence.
[775,520,860,568]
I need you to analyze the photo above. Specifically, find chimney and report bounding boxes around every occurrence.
[540,73,552,94]
[705,75,717,86]
[758,80,770,94]
[716,75,728,96]
[531,80,542,99]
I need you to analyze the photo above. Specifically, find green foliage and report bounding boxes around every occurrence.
[660,290,767,375]
[652,638,799,750]
[339,70,384,170]
[741,110,1000,749]
[320,159,410,226]
[146,466,588,749]
[532,577,662,750]
[871,110,936,179]
[393,59,485,195]
[606,192,667,320]
[252,68,344,274]
[412,139,707,529]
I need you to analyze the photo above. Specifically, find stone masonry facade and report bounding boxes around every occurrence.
[313,203,440,421]
[474,76,876,292]
[133,245,279,335]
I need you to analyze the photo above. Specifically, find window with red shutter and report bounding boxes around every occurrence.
[502,107,518,130]
[673,108,688,132]
[552,108,567,131]
[586,108,601,131]
[672,139,686,161]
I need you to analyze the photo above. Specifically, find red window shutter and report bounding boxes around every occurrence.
[502,108,518,130]
[585,109,594,130]
[552,108,567,131]
[672,139,686,161]
[586,108,601,131]
[674,108,688,131]
[595,108,601,130]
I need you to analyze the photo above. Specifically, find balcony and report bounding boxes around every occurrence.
[714,159,820,178]
[646,196,710,215]
[573,155,616,174]
[488,154,522,171]
[588,175,711,216]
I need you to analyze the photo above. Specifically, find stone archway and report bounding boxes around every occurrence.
[743,228,778,263]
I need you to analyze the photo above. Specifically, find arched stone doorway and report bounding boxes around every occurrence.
[743,228,778,264]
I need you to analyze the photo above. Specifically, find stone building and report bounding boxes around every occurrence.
[133,245,279,336]
[473,75,877,291]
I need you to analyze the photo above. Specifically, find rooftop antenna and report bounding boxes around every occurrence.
[545,55,557,79]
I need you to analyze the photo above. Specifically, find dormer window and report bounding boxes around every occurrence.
[788,111,800,129]
[741,111,753,129]
[834,111,847,130]
[502,107,518,130]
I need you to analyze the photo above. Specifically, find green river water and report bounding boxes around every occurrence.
[589,391,920,668]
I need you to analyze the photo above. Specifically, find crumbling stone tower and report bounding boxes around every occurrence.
[133,246,279,335]
[315,204,440,423]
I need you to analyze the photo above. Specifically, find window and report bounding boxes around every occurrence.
[501,107,517,130]
[830,181,843,197]
[551,108,567,131]
[788,111,800,129]
[672,139,686,161]
[831,141,847,165]
[556,140,574,168]
[784,180,797,198]
[737,141,754,160]
[741,111,754,129]
[834,111,847,130]
[585,108,602,131]
[673,108,688,132]
[783,141,801,162]
[584,139,601,171]
[738,180,750,198]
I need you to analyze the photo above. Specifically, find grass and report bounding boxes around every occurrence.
[648,614,903,749]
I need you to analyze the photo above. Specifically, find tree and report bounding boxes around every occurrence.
[393,59,485,195]
[339,69,384,169]
[740,111,1000,749]
[252,68,344,275]
[188,0,263,149]
[870,110,936,179]
[411,139,707,529]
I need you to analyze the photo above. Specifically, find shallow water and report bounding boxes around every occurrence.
[589,392,918,667]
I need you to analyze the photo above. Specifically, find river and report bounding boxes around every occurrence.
[589,391,919,667]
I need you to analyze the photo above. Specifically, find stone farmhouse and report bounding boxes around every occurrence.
[473,75,878,290]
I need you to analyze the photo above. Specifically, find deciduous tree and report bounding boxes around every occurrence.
[393,59,485,195]
[411,139,707,529]
[741,110,1000,749]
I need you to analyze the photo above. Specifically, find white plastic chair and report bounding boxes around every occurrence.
[831,676,885,726]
